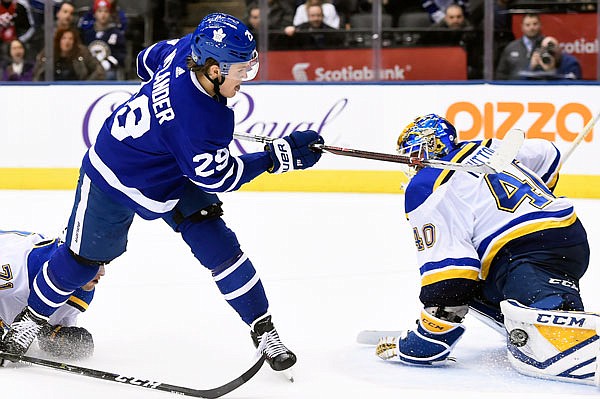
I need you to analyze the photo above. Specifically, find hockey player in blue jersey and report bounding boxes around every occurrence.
[0,230,102,360]
[0,13,324,372]
[374,114,597,385]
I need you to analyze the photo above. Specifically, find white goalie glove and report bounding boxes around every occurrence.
[376,335,402,360]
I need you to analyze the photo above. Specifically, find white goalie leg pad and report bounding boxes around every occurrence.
[501,299,600,386]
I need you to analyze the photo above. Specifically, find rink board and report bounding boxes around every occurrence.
[0,82,598,197]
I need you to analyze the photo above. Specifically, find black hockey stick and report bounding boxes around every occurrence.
[0,350,266,398]
[234,129,524,174]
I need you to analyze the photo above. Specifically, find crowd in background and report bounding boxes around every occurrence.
[0,0,587,82]
[0,0,126,81]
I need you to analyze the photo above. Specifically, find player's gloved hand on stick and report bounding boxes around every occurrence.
[266,130,324,174]
[38,325,94,359]
[376,310,465,366]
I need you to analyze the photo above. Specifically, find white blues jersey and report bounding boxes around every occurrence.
[405,138,585,297]
[82,35,271,220]
[0,231,93,326]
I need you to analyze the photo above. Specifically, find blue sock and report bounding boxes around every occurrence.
[212,253,268,324]
[28,245,99,317]
[180,218,269,325]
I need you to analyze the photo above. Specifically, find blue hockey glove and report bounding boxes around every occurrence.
[266,130,324,174]
[376,310,465,366]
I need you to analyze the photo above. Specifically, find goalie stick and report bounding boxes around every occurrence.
[562,110,600,163]
[356,330,405,346]
[233,129,525,174]
[0,350,266,398]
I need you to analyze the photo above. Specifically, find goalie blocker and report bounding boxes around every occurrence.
[501,299,600,386]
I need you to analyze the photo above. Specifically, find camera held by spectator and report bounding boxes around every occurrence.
[539,42,556,66]
[530,37,559,71]
[524,36,582,80]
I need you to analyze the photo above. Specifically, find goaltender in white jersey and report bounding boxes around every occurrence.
[0,230,102,359]
[372,114,597,386]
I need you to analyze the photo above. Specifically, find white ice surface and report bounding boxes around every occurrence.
[0,190,599,399]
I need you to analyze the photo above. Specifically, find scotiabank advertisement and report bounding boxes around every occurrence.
[513,13,598,80]
[262,47,467,81]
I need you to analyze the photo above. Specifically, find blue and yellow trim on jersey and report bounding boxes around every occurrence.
[420,257,481,287]
[67,288,94,312]
[405,141,491,214]
[478,207,579,279]
[541,143,562,191]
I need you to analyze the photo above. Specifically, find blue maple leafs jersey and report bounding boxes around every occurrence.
[82,35,272,220]
[405,138,585,305]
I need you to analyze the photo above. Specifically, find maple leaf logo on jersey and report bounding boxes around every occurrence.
[212,28,226,43]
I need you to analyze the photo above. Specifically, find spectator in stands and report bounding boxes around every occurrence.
[247,0,296,49]
[434,3,470,29]
[522,36,582,80]
[28,1,76,66]
[421,0,469,24]
[0,0,35,60]
[79,0,127,34]
[33,26,104,81]
[292,3,342,49]
[245,1,298,46]
[55,1,76,30]
[80,0,126,80]
[430,3,479,79]
[1,38,33,81]
[267,0,296,35]
[495,13,543,80]
[293,0,340,29]
[245,2,261,44]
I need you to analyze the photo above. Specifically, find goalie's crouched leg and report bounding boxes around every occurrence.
[501,299,600,385]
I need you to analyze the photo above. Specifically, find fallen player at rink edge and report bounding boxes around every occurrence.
[0,230,101,360]
[375,114,597,385]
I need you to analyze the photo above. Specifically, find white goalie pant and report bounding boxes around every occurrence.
[501,299,600,386]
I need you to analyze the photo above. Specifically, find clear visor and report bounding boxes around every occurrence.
[220,50,260,81]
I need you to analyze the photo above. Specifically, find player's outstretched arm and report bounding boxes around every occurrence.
[376,306,467,366]
[266,130,324,174]
[38,325,94,359]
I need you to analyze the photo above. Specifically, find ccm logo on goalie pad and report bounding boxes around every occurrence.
[536,313,586,327]
[115,375,161,388]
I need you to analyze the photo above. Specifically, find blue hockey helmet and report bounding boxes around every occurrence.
[397,114,459,160]
[191,13,259,81]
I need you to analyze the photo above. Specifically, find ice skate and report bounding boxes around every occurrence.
[251,314,297,376]
[0,307,47,356]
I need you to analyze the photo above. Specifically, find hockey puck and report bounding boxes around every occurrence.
[508,328,528,347]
